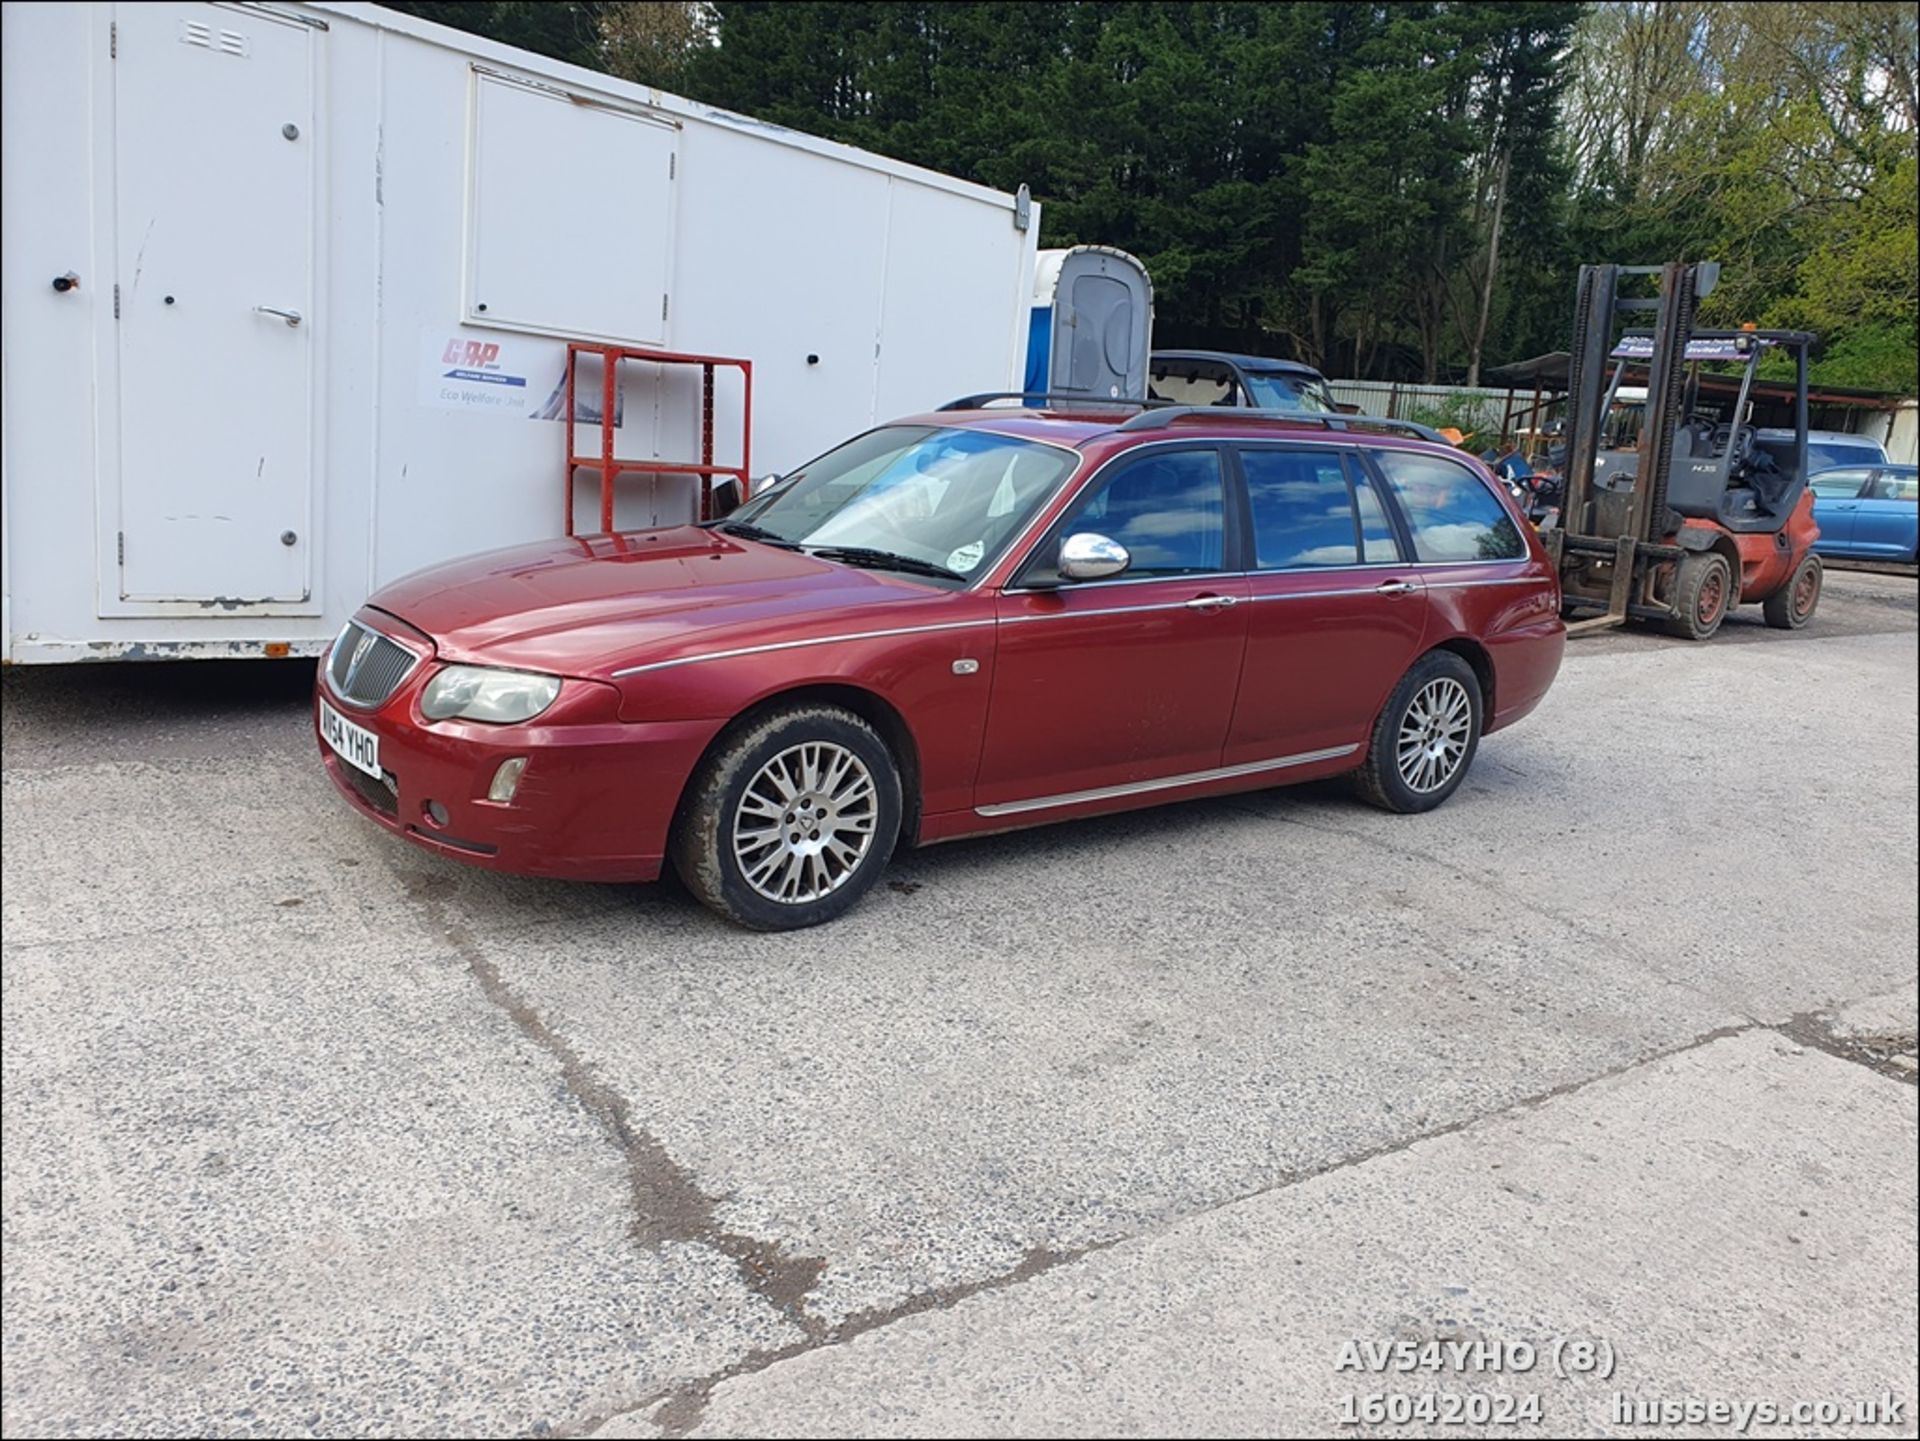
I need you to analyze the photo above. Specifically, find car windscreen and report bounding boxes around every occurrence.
[729,426,1077,582]
[1242,371,1338,413]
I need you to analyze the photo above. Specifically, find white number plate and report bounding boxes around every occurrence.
[319,695,382,779]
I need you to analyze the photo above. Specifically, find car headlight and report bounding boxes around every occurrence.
[419,665,562,724]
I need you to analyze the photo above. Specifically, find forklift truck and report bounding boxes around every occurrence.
[1539,261,1824,640]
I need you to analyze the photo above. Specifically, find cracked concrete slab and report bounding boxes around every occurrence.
[2,572,1914,1436]
[649,1030,1918,1438]
[2,885,798,1436]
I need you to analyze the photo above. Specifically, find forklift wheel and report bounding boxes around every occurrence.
[1762,553,1822,630]
[1663,551,1733,641]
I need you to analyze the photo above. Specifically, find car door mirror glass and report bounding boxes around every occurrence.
[1059,532,1131,581]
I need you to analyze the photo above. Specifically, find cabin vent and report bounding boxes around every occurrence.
[178,19,250,57]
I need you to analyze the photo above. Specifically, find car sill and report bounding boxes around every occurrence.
[976,743,1360,818]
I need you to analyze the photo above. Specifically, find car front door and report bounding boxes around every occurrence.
[976,446,1249,812]
[1224,445,1429,766]
[1809,468,1871,555]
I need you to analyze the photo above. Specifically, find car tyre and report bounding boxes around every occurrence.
[1662,551,1733,640]
[1762,553,1821,630]
[672,703,902,930]
[1354,651,1482,815]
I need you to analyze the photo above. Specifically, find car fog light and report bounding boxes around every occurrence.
[488,757,528,804]
[424,799,450,828]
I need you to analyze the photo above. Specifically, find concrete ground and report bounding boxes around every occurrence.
[3,571,1915,1438]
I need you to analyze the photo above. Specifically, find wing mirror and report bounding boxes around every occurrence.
[1058,532,1131,582]
[709,477,744,518]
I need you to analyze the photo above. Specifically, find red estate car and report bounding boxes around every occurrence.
[316,400,1564,929]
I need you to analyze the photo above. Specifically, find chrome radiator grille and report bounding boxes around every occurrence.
[327,621,418,708]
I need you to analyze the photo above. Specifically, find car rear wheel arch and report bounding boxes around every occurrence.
[671,682,923,848]
[1427,637,1494,725]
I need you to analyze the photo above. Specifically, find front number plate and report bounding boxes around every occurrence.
[319,695,382,779]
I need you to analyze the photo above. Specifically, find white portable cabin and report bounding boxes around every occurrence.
[1023,246,1153,402]
[0,1,1042,663]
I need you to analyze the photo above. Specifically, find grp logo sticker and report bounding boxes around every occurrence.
[419,330,532,415]
[418,328,626,427]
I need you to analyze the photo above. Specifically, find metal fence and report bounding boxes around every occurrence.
[1326,379,1564,456]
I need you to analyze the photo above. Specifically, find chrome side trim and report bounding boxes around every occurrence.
[610,618,995,677]
[1004,567,1246,596]
[1002,560,1535,598]
[1424,575,1545,589]
[976,743,1360,817]
[1247,584,1386,602]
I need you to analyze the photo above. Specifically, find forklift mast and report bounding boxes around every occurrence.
[1558,260,1713,549]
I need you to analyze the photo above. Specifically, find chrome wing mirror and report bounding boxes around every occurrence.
[1058,532,1131,582]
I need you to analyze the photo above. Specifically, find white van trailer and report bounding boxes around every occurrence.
[0,1,1041,663]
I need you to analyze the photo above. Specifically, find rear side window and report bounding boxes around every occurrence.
[1868,471,1919,503]
[1239,448,1400,568]
[1373,451,1525,563]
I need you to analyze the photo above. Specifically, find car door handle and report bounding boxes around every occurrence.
[1375,580,1417,596]
[253,305,302,328]
[1184,594,1239,611]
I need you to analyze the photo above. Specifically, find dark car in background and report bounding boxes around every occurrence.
[1150,350,1343,413]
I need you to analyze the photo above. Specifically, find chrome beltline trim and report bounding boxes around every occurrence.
[1248,585,1383,602]
[610,618,995,677]
[1000,599,1196,623]
[976,743,1360,817]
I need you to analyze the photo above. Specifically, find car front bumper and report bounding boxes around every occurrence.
[314,667,721,884]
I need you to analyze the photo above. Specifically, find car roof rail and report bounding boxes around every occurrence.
[936,392,1170,411]
[1114,406,1449,444]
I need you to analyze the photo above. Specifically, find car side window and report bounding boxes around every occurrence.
[1239,448,1400,568]
[1372,451,1525,563]
[1810,469,1870,499]
[1039,449,1227,580]
[1867,472,1919,503]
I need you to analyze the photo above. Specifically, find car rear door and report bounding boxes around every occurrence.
[976,446,1249,812]
[1852,471,1919,560]
[1223,444,1428,766]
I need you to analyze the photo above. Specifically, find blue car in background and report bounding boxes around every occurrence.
[1809,463,1920,563]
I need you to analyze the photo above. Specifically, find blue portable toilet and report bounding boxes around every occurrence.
[1025,246,1154,402]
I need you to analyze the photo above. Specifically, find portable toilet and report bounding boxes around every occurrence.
[1024,247,1154,401]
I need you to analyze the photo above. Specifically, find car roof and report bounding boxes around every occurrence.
[902,406,1471,461]
[1755,428,1886,444]
[1150,349,1328,379]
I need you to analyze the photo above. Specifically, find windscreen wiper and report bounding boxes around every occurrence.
[804,546,967,582]
[710,519,800,549]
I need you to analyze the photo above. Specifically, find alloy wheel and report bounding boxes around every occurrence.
[1396,676,1472,794]
[732,741,879,903]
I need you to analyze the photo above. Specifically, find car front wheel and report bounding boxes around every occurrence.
[672,703,902,930]
[1354,651,1483,814]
